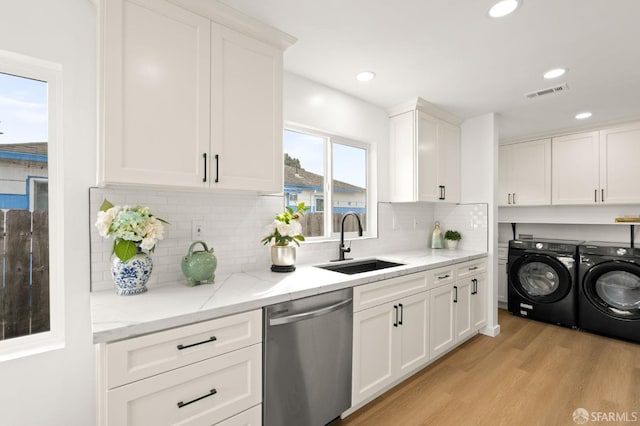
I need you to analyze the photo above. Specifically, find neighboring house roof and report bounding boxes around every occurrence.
[0,142,47,155]
[284,165,363,192]
[0,142,47,162]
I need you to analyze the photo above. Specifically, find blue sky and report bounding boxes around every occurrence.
[284,129,366,188]
[0,72,48,144]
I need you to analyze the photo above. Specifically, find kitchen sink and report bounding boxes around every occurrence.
[315,259,405,275]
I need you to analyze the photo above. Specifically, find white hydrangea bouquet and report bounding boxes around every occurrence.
[261,202,310,246]
[95,199,168,262]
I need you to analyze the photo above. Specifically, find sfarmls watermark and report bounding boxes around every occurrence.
[573,408,639,424]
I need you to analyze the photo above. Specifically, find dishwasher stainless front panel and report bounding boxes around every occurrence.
[263,288,353,426]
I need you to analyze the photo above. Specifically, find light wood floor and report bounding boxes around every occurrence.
[333,309,640,426]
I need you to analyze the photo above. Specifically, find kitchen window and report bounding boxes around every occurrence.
[0,51,64,361]
[283,127,376,240]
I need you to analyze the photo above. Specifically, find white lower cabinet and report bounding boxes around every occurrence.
[97,310,263,426]
[429,261,487,360]
[351,273,429,406]
[351,258,489,409]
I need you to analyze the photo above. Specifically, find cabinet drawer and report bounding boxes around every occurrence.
[106,310,261,388]
[428,266,455,289]
[106,343,262,426]
[353,272,428,312]
[217,404,261,426]
[456,259,487,279]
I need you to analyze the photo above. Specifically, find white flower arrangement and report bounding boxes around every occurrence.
[261,202,310,246]
[95,199,168,261]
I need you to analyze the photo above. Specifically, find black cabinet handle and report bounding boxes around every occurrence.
[471,278,478,295]
[177,336,217,350]
[393,305,398,327]
[438,274,450,280]
[601,189,604,203]
[469,266,478,271]
[508,193,512,205]
[214,154,219,183]
[594,189,597,203]
[398,303,403,325]
[177,388,217,408]
[453,286,458,303]
[439,185,445,200]
[513,193,517,204]
[202,153,207,182]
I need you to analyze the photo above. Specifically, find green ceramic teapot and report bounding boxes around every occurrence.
[181,241,217,286]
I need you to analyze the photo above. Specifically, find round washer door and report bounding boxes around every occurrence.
[582,260,640,319]
[509,253,573,303]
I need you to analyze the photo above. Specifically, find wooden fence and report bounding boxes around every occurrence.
[298,212,366,238]
[0,209,49,340]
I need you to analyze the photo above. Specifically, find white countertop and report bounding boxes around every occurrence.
[90,249,487,344]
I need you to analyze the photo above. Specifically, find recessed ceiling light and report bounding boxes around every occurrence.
[544,68,567,79]
[575,112,593,120]
[488,0,521,18]
[356,71,376,82]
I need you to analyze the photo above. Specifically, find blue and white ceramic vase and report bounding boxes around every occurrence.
[111,251,153,295]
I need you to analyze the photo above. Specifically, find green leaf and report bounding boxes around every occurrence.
[100,199,114,212]
[114,240,138,262]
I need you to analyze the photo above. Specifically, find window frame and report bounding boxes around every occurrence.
[283,124,377,242]
[0,50,64,362]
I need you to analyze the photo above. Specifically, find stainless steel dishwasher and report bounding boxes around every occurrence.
[263,288,353,426]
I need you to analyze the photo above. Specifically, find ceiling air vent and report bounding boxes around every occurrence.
[525,83,569,99]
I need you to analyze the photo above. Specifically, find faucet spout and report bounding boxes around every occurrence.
[338,212,363,261]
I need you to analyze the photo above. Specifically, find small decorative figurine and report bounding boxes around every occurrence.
[181,241,217,286]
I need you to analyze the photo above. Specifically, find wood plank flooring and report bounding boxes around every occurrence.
[333,309,640,426]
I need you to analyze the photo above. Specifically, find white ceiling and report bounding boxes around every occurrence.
[219,0,640,140]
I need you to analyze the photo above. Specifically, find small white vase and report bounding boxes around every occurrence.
[445,240,459,250]
[111,252,153,295]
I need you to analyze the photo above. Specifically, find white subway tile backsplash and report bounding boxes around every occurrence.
[89,187,487,292]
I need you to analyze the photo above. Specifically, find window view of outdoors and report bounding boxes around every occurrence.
[283,129,367,238]
[0,72,49,340]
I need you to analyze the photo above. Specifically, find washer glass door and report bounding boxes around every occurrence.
[510,253,572,303]
[585,261,640,319]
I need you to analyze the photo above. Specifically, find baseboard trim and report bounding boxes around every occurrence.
[480,324,501,337]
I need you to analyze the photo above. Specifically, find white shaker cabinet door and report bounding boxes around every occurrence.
[551,132,600,204]
[471,273,487,331]
[352,302,397,405]
[600,123,640,204]
[100,0,211,187]
[429,283,455,359]
[210,23,284,193]
[396,291,430,376]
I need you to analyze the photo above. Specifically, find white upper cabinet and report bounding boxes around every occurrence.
[211,23,284,192]
[99,0,294,192]
[552,131,600,204]
[499,139,551,206]
[388,98,461,203]
[599,123,640,204]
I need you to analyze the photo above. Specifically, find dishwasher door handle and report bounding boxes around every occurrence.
[268,298,352,326]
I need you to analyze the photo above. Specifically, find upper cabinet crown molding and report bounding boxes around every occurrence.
[168,0,297,50]
[387,97,462,127]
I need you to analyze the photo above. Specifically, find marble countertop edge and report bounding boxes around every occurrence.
[91,249,487,344]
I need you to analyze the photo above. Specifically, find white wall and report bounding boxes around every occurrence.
[0,1,96,425]
[461,113,500,336]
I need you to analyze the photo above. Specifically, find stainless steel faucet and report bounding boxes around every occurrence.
[337,212,363,261]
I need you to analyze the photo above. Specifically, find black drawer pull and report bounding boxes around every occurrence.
[215,154,220,183]
[469,266,478,271]
[393,305,398,327]
[177,388,217,408]
[437,274,450,280]
[202,153,207,182]
[398,303,404,325]
[453,286,458,303]
[177,336,217,350]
